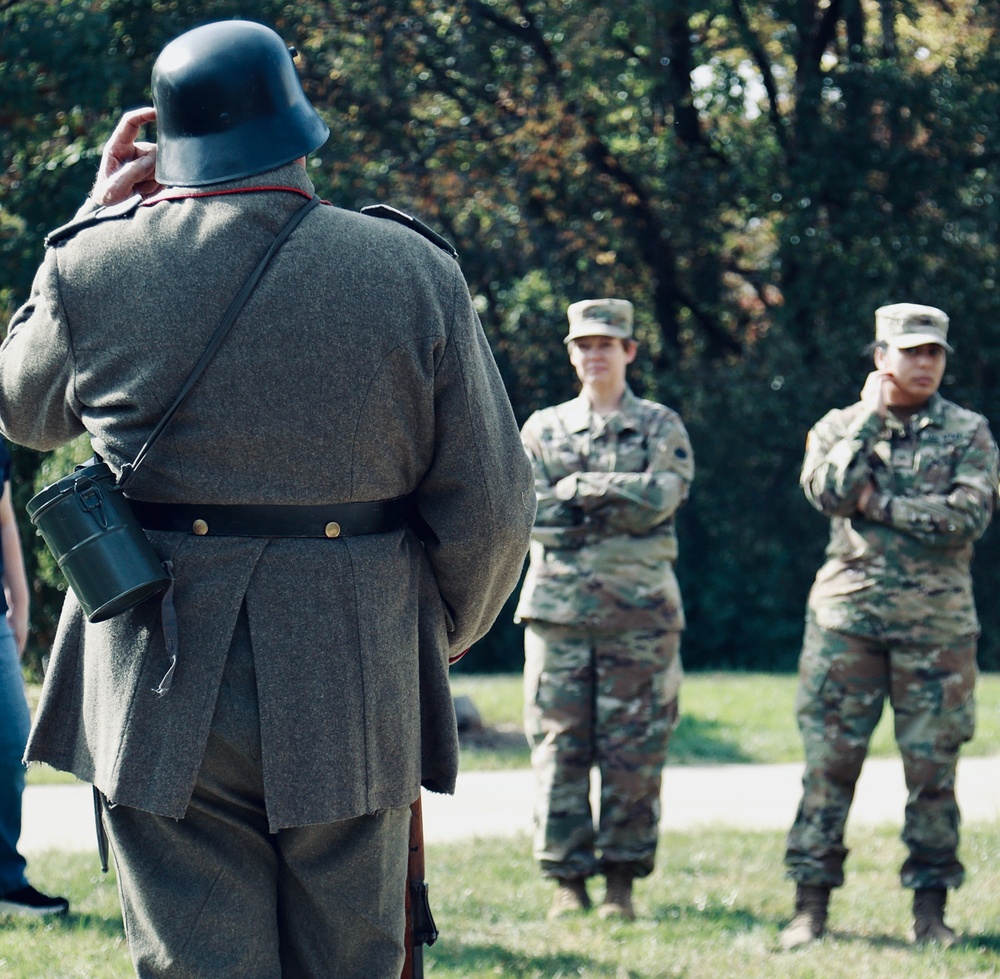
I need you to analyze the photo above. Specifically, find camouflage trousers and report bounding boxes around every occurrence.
[785,616,977,891]
[523,622,681,881]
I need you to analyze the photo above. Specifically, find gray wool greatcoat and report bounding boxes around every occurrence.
[0,163,535,831]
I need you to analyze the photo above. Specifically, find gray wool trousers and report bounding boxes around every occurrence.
[102,606,411,978]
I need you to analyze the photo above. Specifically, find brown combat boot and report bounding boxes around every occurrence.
[779,884,830,950]
[912,888,958,947]
[547,877,591,920]
[598,869,635,921]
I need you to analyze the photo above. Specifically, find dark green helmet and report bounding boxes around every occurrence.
[152,20,329,187]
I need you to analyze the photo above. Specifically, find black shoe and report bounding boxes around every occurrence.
[0,885,69,917]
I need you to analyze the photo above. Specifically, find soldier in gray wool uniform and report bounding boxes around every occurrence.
[780,303,999,950]
[514,299,694,922]
[0,21,534,978]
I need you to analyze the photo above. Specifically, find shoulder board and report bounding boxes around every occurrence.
[45,194,143,248]
[360,204,458,260]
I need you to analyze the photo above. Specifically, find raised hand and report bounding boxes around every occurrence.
[91,107,163,205]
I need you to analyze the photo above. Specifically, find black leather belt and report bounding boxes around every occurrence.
[128,498,411,539]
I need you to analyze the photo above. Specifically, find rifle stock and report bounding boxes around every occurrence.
[401,796,438,979]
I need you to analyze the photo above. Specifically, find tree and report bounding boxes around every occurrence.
[3,0,1000,674]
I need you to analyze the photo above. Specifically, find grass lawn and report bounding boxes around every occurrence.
[420,824,1000,978]
[9,673,1000,975]
[25,670,1000,783]
[450,670,1000,771]
[3,825,999,978]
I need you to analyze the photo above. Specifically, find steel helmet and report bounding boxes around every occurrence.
[152,20,330,186]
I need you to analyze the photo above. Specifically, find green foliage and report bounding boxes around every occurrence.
[5,2,1000,673]
[4,437,93,676]
[18,436,94,674]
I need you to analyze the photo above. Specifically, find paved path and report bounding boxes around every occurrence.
[20,756,1000,855]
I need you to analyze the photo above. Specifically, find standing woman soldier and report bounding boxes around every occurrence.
[515,299,694,921]
[780,303,999,949]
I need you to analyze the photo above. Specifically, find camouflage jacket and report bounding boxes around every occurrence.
[803,393,999,642]
[514,387,694,631]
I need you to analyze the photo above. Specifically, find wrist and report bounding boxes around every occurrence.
[862,490,891,523]
[554,474,578,502]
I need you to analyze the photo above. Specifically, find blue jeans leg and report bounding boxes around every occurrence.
[0,620,30,894]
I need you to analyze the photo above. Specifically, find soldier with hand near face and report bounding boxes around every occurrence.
[780,303,999,950]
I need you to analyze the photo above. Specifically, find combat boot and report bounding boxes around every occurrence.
[598,868,635,921]
[778,884,830,950]
[547,877,590,920]
[912,888,958,947]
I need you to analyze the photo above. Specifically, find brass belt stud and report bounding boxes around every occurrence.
[192,518,209,536]
[324,521,341,538]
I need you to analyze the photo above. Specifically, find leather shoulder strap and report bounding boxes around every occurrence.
[45,195,143,248]
[361,204,458,260]
[118,195,321,488]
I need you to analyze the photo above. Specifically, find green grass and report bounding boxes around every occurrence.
[0,853,129,977]
[4,826,999,978]
[418,825,1000,978]
[22,685,78,786]
[25,671,1000,784]
[10,673,1000,975]
[450,671,1000,771]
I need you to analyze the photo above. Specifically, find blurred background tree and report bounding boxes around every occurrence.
[3,0,1000,677]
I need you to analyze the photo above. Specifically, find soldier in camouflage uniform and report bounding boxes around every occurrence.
[780,303,999,950]
[514,299,694,921]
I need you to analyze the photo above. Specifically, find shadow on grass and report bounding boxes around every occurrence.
[669,715,753,765]
[782,928,1000,954]
[966,933,1000,951]
[0,909,124,939]
[458,715,757,766]
[653,899,767,932]
[427,940,645,978]
[459,726,527,753]
[822,929,914,950]
[64,911,125,937]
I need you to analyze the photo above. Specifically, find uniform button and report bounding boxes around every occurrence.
[192,518,209,536]
[325,521,341,538]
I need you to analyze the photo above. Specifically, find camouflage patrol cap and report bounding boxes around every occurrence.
[875,303,953,352]
[565,299,634,345]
